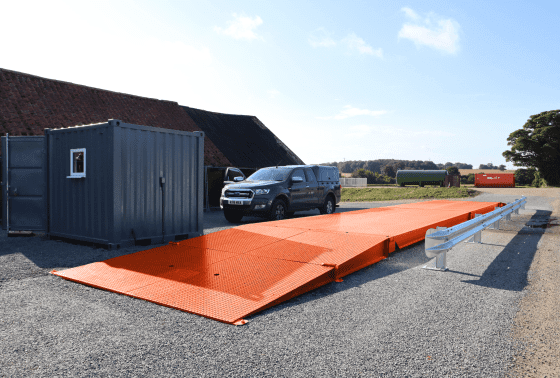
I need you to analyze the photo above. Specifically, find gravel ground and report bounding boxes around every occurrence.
[1,190,557,377]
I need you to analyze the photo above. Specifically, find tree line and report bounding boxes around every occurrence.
[318,159,475,174]
[342,166,541,186]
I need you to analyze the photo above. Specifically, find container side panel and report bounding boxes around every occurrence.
[119,127,160,242]
[48,125,112,242]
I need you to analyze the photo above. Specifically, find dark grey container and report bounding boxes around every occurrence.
[45,119,204,248]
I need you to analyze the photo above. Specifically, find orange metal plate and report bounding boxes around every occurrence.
[54,248,333,324]
[390,200,503,219]
[177,227,306,254]
[245,231,389,278]
[272,207,471,249]
[52,200,503,324]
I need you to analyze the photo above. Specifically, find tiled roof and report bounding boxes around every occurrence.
[182,106,304,168]
[0,68,230,166]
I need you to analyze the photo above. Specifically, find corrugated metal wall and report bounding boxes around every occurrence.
[47,121,204,247]
[47,124,114,243]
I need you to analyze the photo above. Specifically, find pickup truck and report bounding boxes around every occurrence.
[220,165,341,223]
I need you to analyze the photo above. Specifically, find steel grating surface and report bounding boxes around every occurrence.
[52,200,502,324]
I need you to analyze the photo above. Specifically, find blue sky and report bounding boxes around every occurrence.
[2,1,558,169]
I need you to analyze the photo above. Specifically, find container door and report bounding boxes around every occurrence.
[1,136,47,232]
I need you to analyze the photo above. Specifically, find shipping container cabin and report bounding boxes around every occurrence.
[2,120,205,248]
[396,170,448,187]
[474,173,515,188]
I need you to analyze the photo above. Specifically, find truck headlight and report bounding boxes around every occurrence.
[255,189,270,195]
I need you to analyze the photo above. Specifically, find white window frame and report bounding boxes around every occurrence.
[67,148,86,178]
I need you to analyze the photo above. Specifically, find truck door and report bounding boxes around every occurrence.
[223,167,246,185]
[304,168,320,206]
[1,135,47,232]
[289,168,307,209]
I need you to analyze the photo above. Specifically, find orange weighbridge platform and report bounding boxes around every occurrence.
[52,200,504,325]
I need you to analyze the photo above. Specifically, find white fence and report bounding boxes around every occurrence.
[340,178,367,187]
[423,196,527,270]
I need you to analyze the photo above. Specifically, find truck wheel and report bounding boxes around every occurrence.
[269,199,287,221]
[319,196,336,215]
[224,209,243,223]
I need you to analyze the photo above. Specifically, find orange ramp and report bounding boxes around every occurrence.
[52,200,502,324]
[271,206,474,251]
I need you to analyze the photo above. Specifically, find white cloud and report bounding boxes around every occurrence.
[317,105,387,120]
[342,33,383,57]
[308,28,337,47]
[267,89,280,98]
[215,13,263,41]
[309,29,382,57]
[335,105,387,119]
[401,7,420,21]
[398,8,460,54]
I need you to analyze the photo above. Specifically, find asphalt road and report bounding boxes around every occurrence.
[1,192,556,377]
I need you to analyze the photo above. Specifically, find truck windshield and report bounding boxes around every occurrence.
[247,168,291,181]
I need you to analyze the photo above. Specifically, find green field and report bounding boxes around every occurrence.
[341,187,480,202]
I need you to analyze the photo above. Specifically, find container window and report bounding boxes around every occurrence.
[68,148,86,178]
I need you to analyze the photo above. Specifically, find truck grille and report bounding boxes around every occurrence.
[225,190,253,198]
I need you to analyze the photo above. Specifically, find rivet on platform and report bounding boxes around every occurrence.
[233,319,248,326]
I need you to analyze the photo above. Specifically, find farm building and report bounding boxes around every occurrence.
[0,68,305,220]
[0,68,302,168]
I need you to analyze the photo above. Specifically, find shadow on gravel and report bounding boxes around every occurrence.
[0,231,152,284]
[461,209,551,291]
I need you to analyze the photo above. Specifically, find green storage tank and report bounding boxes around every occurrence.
[396,170,448,187]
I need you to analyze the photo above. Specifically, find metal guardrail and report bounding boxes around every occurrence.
[423,197,527,271]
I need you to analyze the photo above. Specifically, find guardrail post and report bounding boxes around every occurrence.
[423,226,448,271]
[465,214,482,243]
[487,207,501,229]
